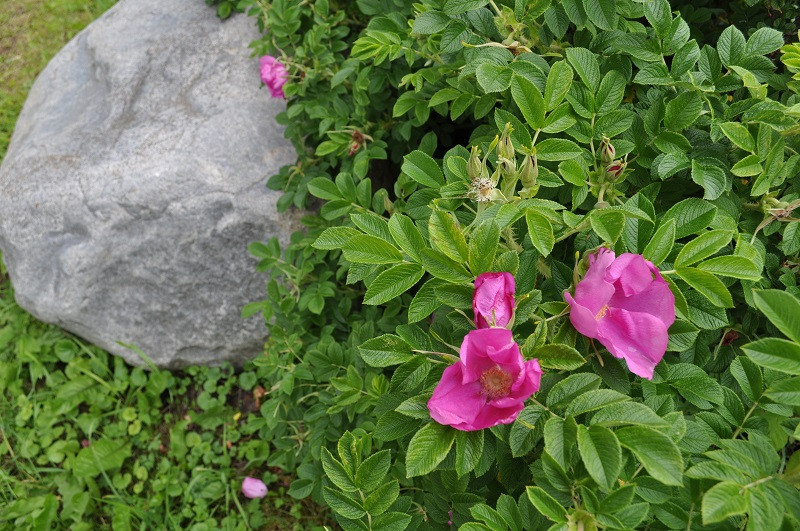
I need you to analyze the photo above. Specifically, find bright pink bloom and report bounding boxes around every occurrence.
[564,249,675,380]
[259,56,288,99]
[427,328,542,431]
[241,477,268,499]
[473,272,515,329]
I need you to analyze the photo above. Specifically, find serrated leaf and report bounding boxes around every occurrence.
[577,424,622,490]
[742,338,800,375]
[456,430,484,477]
[566,389,630,417]
[566,47,600,92]
[364,263,424,305]
[511,75,545,130]
[358,335,412,367]
[534,344,586,371]
[665,91,703,131]
[343,235,403,264]
[526,486,567,522]
[617,426,684,486]
[536,138,583,161]
[421,248,472,284]
[746,27,784,56]
[477,63,512,93]
[355,450,391,492]
[525,209,555,256]
[388,214,426,263]
[675,230,733,267]
[643,219,675,266]
[443,0,489,15]
[364,481,400,516]
[406,423,456,477]
[720,122,755,152]
[469,220,501,275]
[752,290,800,343]
[321,448,357,492]
[323,487,365,519]
[544,60,573,111]
[313,227,361,250]
[697,256,761,281]
[583,0,617,30]
[591,402,669,427]
[590,210,625,244]
[402,150,444,188]
[429,210,468,262]
[676,267,734,308]
[701,481,747,524]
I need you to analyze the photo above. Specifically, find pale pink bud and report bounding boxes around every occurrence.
[241,477,268,499]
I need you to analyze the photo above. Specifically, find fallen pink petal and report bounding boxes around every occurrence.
[564,249,676,379]
[427,328,542,431]
[241,477,268,499]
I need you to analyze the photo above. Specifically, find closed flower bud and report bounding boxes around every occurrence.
[600,135,615,164]
[467,145,483,180]
[519,154,538,189]
[606,160,625,180]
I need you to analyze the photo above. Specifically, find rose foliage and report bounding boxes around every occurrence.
[232,0,800,529]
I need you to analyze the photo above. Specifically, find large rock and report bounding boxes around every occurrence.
[0,0,300,367]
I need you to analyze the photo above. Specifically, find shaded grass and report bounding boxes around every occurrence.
[0,0,116,160]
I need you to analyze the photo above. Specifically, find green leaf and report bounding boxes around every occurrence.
[525,209,555,256]
[388,214,426,263]
[408,278,443,323]
[590,210,626,244]
[373,512,412,530]
[456,430,484,477]
[730,356,763,403]
[469,220,501,275]
[643,219,675,266]
[544,61,574,111]
[308,177,344,200]
[412,11,451,34]
[665,91,703,131]
[697,256,761,281]
[676,267,734,308]
[402,150,444,188]
[765,377,800,406]
[509,404,546,457]
[583,0,617,30]
[566,47,600,92]
[312,227,361,250]
[547,373,602,410]
[595,70,626,115]
[406,423,456,478]
[752,290,800,343]
[364,481,400,516]
[343,235,403,264]
[429,210,468,262]
[321,448,357,492]
[364,264,424,305]
[511,75,545,130]
[674,230,733,267]
[443,0,489,15]
[534,344,586,371]
[323,487,365,519]
[718,25,746,67]
[643,0,672,37]
[616,426,684,486]
[691,159,727,200]
[566,389,630,417]
[358,335,413,367]
[536,138,583,161]
[667,319,700,352]
[74,439,131,478]
[591,402,669,428]
[355,450,391,492]
[396,395,432,419]
[720,122,755,152]
[661,198,717,239]
[421,248,472,284]
[577,424,622,490]
[469,504,509,530]
[731,154,762,177]
[746,27,784,56]
[742,338,800,375]
[526,486,567,522]
[701,481,747,525]
[747,484,784,531]
[477,63,512,93]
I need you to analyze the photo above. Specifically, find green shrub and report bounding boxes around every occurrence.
[243,0,800,529]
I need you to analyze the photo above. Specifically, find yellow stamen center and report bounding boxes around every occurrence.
[480,366,513,400]
[595,305,609,320]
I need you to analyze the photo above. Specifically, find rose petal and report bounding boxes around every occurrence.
[460,328,514,383]
[596,307,669,380]
[605,253,655,297]
[573,249,616,314]
[565,293,600,338]
[428,363,485,428]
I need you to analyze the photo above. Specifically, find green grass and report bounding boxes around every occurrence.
[0,2,332,528]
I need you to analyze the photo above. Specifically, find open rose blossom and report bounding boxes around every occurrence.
[473,272,515,328]
[241,477,268,499]
[564,249,675,380]
[427,328,542,431]
[259,56,288,99]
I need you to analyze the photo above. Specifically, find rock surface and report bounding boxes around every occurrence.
[0,0,300,367]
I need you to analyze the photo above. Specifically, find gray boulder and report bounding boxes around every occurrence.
[0,0,300,367]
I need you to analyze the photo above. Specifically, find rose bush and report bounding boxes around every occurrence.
[231,0,800,529]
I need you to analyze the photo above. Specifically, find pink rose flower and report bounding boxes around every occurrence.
[564,249,675,380]
[473,272,515,329]
[241,477,268,499]
[259,56,288,99]
[427,328,542,431]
